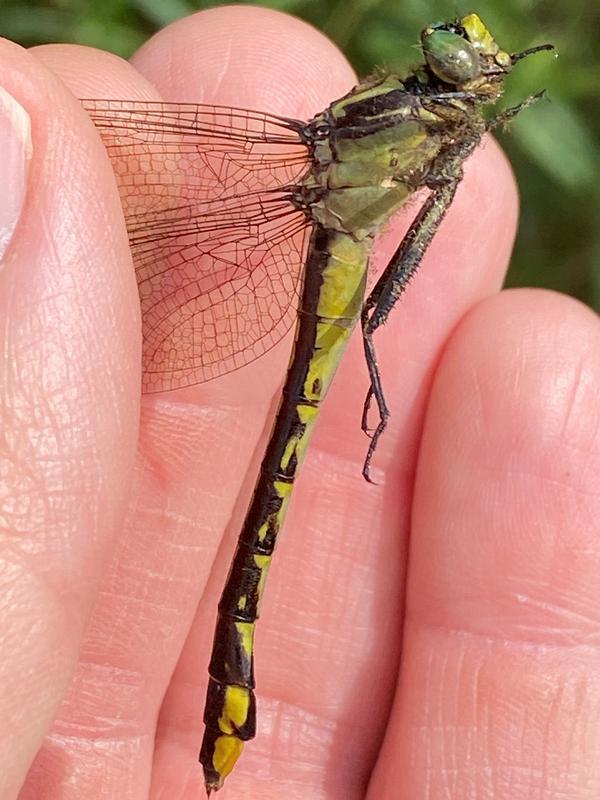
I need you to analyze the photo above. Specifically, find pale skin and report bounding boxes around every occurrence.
[1,6,599,800]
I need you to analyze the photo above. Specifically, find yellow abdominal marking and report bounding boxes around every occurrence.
[257,480,291,544]
[253,554,271,602]
[212,735,244,782]
[298,403,319,423]
[273,479,292,498]
[280,433,302,471]
[218,685,251,734]
[235,621,254,659]
[257,520,269,543]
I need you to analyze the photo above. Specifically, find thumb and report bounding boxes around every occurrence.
[0,39,139,797]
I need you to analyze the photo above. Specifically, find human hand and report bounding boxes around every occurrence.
[1,7,599,799]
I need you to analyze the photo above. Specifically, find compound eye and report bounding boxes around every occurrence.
[422,29,480,84]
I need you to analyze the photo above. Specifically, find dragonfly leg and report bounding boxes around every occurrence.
[360,291,386,441]
[361,322,390,482]
[360,385,375,436]
[488,90,547,131]
[361,307,389,437]
[360,179,460,481]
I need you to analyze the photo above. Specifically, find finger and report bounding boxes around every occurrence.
[0,39,139,799]
[27,43,160,101]
[369,289,600,798]
[29,7,358,800]
[130,3,355,119]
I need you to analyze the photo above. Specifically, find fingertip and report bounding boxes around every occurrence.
[427,287,600,451]
[0,37,141,562]
[130,5,356,117]
[31,43,160,100]
[369,289,600,798]
[414,286,600,637]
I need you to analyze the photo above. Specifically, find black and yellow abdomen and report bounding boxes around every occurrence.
[200,64,446,795]
[200,225,371,792]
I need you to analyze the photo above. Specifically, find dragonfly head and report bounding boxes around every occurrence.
[421,13,554,100]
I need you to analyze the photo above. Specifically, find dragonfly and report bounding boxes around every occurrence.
[83,12,553,794]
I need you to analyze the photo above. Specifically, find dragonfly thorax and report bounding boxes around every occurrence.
[298,73,474,240]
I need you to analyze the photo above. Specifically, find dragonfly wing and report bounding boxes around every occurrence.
[83,100,312,392]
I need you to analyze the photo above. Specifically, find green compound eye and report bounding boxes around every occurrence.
[422,29,481,84]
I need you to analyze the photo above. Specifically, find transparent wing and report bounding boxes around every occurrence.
[83,99,313,392]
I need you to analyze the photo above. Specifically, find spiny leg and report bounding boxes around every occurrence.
[361,180,459,481]
[360,293,386,440]
[488,90,547,131]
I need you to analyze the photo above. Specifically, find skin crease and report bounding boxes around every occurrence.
[0,5,598,799]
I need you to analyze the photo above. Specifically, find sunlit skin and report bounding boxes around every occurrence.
[1,6,599,800]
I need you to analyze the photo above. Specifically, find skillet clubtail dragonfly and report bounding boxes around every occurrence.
[83,12,553,794]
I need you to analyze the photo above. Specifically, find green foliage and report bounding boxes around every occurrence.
[2,0,598,307]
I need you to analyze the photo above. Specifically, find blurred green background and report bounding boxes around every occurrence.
[1,0,598,308]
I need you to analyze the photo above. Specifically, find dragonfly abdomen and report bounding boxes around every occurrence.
[200,226,371,792]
